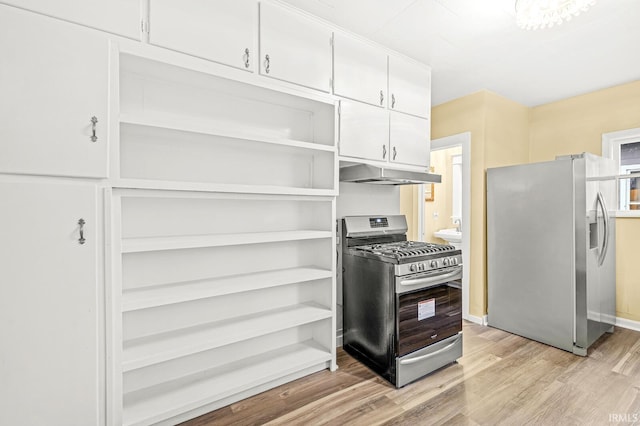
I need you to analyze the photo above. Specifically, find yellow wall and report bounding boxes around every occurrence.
[529,80,640,321]
[400,185,419,241]
[430,91,529,317]
[429,80,640,321]
[529,81,640,162]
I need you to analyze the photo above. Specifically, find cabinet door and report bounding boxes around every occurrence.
[1,0,140,40]
[333,32,388,108]
[0,6,109,178]
[388,54,431,119]
[389,111,430,167]
[339,100,389,162]
[259,2,332,92]
[149,0,255,71]
[0,181,100,425]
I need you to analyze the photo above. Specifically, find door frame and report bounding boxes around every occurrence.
[419,132,471,321]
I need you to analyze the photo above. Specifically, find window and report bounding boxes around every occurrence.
[602,128,640,217]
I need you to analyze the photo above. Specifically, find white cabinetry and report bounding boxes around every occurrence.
[338,100,388,162]
[149,0,256,72]
[333,33,432,166]
[259,2,332,92]
[389,54,431,119]
[0,0,141,40]
[0,180,100,426]
[333,32,387,108]
[111,53,337,425]
[0,5,109,178]
[389,111,430,167]
[339,100,430,168]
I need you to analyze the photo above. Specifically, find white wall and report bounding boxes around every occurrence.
[336,182,400,218]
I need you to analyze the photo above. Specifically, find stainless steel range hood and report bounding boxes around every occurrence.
[339,164,441,185]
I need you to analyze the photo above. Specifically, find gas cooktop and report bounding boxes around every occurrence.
[353,240,457,262]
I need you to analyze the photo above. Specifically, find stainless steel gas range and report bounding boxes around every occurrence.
[341,215,462,388]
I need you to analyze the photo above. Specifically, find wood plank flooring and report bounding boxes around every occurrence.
[181,321,640,425]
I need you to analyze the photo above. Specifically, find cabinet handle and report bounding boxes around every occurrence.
[392,94,396,108]
[90,116,98,142]
[78,218,86,245]
[244,48,250,68]
[382,145,387,159]
[264,54,270,74]
[393,146,397,160]
[380,90,384,106]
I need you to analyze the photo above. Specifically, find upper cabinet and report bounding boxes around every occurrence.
[339,100,430,168]
[259,2,332,93]
[389,111,430,167]
[388,54,431,119]
[338,100,389,162]
[0,5,109,178]
[1,0,141,40]
[149,0,256,72]
[333,32,387,108]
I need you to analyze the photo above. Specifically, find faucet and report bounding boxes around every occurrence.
[452,217,462,232]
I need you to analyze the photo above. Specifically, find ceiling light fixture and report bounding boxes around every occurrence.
[515,0,597,30]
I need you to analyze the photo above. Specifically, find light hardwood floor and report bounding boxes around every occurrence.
[182,321,640,425]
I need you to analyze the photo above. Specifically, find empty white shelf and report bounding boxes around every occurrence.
[123,341,331,426]
[122,303,332,372]
[121,230,333,253]
[111,178,338,196]
[122,267,333,312]
[120,113,336,152]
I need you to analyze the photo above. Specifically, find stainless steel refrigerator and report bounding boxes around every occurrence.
[487,153,616,355]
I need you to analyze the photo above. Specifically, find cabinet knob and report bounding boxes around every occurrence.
[382,145,387,159]
[392,94,396,108]
[90,116,98,142]
[264,54,270,74]
[379,90,384,106]
[78,218,86,245]
[393,146,397,160]
[244,48,250,68]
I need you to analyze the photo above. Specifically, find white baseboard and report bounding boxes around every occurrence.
[616,316,640,332]
[465,314,488,326]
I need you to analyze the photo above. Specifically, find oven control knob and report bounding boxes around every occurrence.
[410,264,417,272]
[443,258,450,266]
[430,260,438,268]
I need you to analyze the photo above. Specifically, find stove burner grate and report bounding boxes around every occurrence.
[355,241,456,260]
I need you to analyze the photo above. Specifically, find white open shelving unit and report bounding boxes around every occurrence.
[109,51,338,426]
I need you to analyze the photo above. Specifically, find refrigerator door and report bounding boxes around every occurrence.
[487,160,576,352]
[579,154,616,350]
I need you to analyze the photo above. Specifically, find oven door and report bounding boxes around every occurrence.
[395,266,462,357]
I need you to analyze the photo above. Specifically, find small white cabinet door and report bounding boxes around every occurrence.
[0,6,109,178]
[339,100,389,162]
[389,111,430,167]
[149,0,256,71]
[0,181,100,426]
[333,32,388,108]
[259,2,332,92]
[388,54,431,119]
[1,0,140,40]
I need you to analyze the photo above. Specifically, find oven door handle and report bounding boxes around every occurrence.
[399,268,462,288]
[399,334,462,365]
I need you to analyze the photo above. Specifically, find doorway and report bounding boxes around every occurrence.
[402,132,471,320]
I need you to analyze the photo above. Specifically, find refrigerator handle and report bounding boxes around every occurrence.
[596,191,610,266]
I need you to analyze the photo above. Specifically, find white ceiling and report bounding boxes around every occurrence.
[279,0,640,107]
